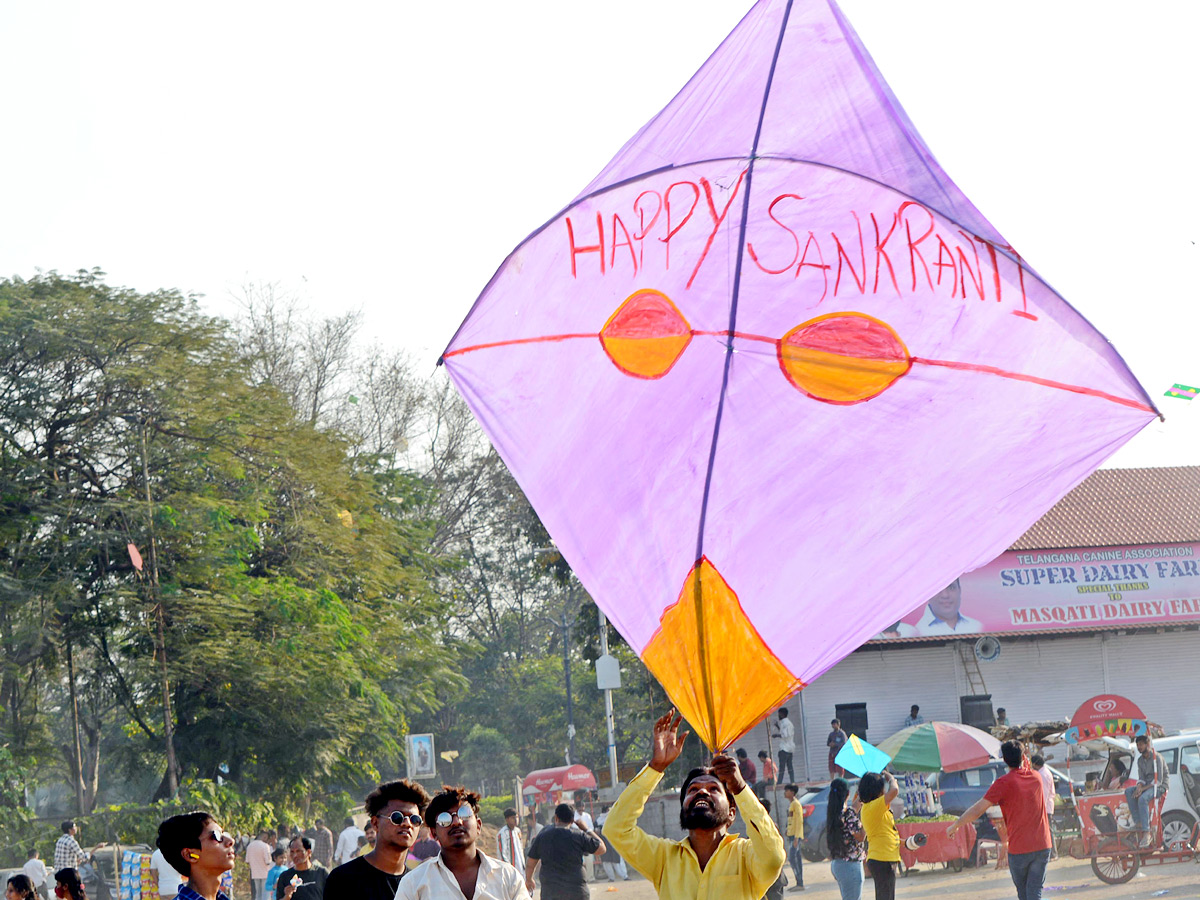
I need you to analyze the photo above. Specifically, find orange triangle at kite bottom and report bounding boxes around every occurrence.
[642,558,803,751]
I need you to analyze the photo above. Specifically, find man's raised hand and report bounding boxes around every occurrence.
[710,754,748,795]
[649,709,689,773]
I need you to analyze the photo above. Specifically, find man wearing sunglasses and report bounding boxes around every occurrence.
[155,813,236,900]
[396,786,531,899]
[326,779,430,900]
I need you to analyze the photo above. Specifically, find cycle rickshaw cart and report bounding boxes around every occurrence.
[1056,694,1199,884]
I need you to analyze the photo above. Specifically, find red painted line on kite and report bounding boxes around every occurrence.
[451,328,787,355]
[443,333,597,357]
[692,329,778,345]
[910,357,1156,413]
[443,332,1154,414]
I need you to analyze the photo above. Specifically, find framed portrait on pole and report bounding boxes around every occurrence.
[406,733,437,779]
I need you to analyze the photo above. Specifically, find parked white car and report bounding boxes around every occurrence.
[1092,730,1200,849]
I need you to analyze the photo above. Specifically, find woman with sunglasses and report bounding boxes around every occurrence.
[324,779,430,900]
[396,786,531,899]
[53,869,85,900]
[155,812,236,900]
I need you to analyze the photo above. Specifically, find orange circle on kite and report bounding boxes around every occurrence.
[777,312,911,404]
[600,289,692,379]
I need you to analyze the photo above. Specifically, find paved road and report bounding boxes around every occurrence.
[575,855,1200,899]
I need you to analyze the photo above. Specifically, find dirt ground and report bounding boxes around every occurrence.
[574,855,1200,899]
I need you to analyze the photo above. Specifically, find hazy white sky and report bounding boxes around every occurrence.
[1,0,1196,466]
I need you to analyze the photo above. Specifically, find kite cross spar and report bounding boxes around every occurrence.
[440,0,1158,751]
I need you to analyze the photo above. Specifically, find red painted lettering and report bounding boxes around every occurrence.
[1004,243,1036,320]
[898,202,934,292]
[975,236,1002,303]
[610,213,638,273]
[934,236,958,295]
[687,170,748,289]
[633,190,662,269]
[796,231,830,303]
[660,181,699,270]
[566,213,605,278]
[870,212,901,296]
[747,193,804,275]
[956,230,984,300]
[833,212,866,296]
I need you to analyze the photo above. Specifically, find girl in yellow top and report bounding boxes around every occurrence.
[857,771,900,900]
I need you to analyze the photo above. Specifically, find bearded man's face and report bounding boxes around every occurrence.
[679,774,733,830]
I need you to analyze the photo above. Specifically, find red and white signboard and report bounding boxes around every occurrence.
[873,542,1200,640]
[521,764,597,796]
[1063,694,1148,743]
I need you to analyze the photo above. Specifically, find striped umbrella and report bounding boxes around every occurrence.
[877,721,1003,772]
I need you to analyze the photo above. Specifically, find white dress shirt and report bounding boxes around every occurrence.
[915,604,982,636]
[22,857,48,888]
[334,825,365,866]
[776,717,795,754]
[394,850,530,900]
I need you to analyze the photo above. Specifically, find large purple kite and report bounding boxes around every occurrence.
[441,0,1158,750]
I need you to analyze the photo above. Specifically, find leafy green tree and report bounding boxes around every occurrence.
[460,725,518,796]
[0,271,458,810]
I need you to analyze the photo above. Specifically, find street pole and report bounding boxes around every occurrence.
[562,608,575,765]
[598,609,619,790]
[764,715,781,833]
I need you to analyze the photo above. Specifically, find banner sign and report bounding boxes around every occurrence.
[1063,694,1148,743]
[874,542,1200,640]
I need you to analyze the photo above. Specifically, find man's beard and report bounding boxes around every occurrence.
[680,802,726,830]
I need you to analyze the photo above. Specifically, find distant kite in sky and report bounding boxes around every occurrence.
[1164,383,1197,400]
[441,0,1158,750]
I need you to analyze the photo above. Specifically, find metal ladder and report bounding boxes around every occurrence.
[957,640,989,695]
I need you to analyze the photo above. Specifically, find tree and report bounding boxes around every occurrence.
[0,271,458,808]
[460,725,518,796]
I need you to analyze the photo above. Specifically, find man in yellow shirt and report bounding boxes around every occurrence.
[784,783,805,891]
[604,709,786,900]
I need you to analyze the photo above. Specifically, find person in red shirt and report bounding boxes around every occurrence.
[735,748,758,786]
[754,751,778,799]
[949,741,1051,900]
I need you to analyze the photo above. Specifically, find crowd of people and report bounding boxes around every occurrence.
[20,707,1092,900]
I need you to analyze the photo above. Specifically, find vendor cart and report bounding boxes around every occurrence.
[521,764,597,806]
[896,821,976,874]
[1069,787,1198,883]
[873,722,1002,876]
[1058,695,1200,884]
